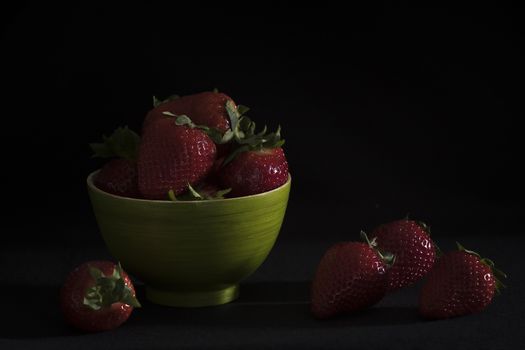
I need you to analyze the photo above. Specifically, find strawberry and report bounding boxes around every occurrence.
[218,109,289,197]
[147,91,244,158]
[371,219,437,292]
[419,243,506,320]
[220,147,289,197]
[90,126,141,198]
[60,261,141,332]
[311,232,394,319]
[137,114,217,199]
[93,159,139,198]
[145,91,234,133]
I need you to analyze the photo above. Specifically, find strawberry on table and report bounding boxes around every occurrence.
[419,242,506,320]
[371,219,437,292]
[310,232,394,319]
[60,261,141,332]
[90,126,141,198]
[137,114,217,199]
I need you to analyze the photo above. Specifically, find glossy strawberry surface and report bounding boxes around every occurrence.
[60,261,137,332]
[419,250,496,319]
[220,147,289,197]
[311,242,389,319]
[94,159,139,198]
[138,118,217,199]
[372,219,436,291]
[144,91,234,132]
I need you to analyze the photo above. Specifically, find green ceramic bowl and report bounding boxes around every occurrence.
[87,171,291,307]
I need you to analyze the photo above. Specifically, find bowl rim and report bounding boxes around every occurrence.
[87,170,291,204]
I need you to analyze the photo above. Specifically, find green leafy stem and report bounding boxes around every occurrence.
[83,263,141,310]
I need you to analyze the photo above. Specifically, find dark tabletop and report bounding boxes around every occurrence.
[1,212,523,350]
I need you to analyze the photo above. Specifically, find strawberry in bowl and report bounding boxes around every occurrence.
[89,127,141,198]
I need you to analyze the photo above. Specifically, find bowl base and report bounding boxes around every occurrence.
[145,285,239,307]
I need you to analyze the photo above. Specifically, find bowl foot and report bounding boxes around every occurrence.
[145,285,239,307]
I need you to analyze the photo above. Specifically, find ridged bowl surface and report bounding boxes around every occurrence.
[87,171,291,307]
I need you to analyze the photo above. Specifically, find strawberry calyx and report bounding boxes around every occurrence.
[90,126,141,161]
[416,220,430,233]
[222,100,284,166]
[161,112,231,145]
[83,263,141,310]
[456,242,507,293]
[168,184,232,201]
[360,231,396,267]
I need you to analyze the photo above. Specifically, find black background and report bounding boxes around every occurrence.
[1,2,525,349]
[2,3,524,240]
[2,2,524,242]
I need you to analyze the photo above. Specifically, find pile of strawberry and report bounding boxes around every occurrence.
[311,219,507,320]
[90,91,289,200]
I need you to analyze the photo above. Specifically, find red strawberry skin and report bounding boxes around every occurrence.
[94,159,140,198]
[138,118,217,199]
[144,91,234,132]
[60,261,137,332]
[311,242,388,319]
[419,251,496,319]
[372,219,436,291]
[220,147,289,197]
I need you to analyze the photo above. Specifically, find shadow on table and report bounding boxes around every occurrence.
[0,281,420,338]
[135,281,420,329]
